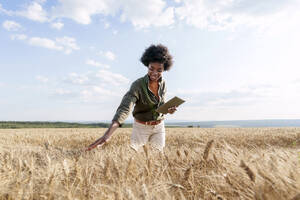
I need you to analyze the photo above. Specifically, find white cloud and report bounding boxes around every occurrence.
[104,51,115,61]
[54,88,77,98]
[86,59,110,68]
[51,0,120,25]
[28,37,63,51]
[51,22,64,30]
[175,0,300,31]
[104,22,110,29]
[92,86,116,95]
[17,2,48,22]
[170,82,300,121]
[51,0,174,28]
[27,36,79,54]
[175,84,278,108]
[64,73,89,85]
[10,34,27,40]
[293,79,300,84]
[36,0,47,4]
[80,86,119,102]
[3,0,298,32]
[59,70,129,102]
[175,81,300,121]
[55,36,80,54]
[98,50,116,61]
[0,3,13,15]
[10,34,79,54]
[55,88,70,95]
[120,0,174,29]
[0,2,48,22]
[113,30,118,35]
[64,70,129,86]
[36,75,49,83]
[95,70,129,86]
[2,20,21,31]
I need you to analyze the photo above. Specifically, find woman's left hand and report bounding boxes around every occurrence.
[167,106,177,114]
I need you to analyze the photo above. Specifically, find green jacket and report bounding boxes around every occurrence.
[112,74,166,126]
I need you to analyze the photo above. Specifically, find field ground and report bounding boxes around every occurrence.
[0,128,299,200]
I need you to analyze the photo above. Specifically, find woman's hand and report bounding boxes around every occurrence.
[167,106,177,114]
[85,135,108,151]
[85,121,120,151]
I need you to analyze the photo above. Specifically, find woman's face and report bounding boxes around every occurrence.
[148,62,164,82]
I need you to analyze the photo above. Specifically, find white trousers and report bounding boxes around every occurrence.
[130,120,165,151]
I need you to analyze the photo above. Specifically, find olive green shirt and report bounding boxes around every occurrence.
[112,74,166,126]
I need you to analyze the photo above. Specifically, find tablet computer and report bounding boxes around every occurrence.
[156,96,185,114]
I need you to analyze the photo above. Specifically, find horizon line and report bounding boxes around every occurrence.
[1,119,300,123]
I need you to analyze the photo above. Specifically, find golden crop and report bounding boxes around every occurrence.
[0,127,299,199]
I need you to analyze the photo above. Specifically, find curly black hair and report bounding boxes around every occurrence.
[140,44,173,71]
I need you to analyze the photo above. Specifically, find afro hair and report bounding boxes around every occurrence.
[140,44,173,71]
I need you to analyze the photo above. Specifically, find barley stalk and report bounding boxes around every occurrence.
[203,140,214,160]
[184,167,192,181]
[240,160,255,182]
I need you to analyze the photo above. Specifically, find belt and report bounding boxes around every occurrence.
[135,119,162,126]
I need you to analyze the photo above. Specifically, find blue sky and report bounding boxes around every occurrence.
[1,0,300,122]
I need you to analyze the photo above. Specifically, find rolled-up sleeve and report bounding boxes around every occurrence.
[112,83,139,126]
[160,83,167,117]
[161,85,166,105]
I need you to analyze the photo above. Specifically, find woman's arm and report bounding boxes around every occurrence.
[85,121,120,151]
[86,82,139,151]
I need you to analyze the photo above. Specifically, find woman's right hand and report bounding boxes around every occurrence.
[85,135,107,151]
[85,121,120,151]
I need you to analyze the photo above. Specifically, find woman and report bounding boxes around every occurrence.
[86,44,176,152]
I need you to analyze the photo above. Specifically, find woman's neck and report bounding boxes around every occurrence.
[149,80,158,84]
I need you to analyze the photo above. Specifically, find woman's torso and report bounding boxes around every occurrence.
[132,74,166,122]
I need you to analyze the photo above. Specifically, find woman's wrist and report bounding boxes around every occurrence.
[111,120,120,127]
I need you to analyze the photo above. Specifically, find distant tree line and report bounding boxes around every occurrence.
[0,121,132,129]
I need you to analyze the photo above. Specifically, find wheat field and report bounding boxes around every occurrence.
[0,127,299,200]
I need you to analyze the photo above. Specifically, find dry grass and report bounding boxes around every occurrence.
[0,127,299,199]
